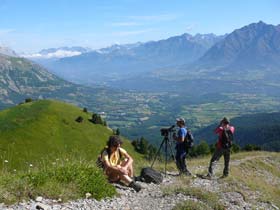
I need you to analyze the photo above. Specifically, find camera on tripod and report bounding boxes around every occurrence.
[152,124,177,175]
[160,125,176,136]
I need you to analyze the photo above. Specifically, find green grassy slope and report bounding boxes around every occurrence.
[0,99,141,170]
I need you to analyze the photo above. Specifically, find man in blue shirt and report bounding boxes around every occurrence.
[173,118,192,176]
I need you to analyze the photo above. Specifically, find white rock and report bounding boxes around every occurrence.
[35,196,43,202]
[85,192,92,199]
[35,203,51,210]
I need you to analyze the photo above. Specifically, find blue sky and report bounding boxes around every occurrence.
[0,0,279,53]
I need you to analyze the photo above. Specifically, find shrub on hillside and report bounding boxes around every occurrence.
[75,116,83,123]
[91,113,105,125]
[113,128,120,135]
[195,141,211,156]
[231,143,241,153]
[188,141,241,157]
[25,98,33,103]
[132,137,157,159]
[209,143,216,154]
[188,141,210,157]
[242,144,261,151]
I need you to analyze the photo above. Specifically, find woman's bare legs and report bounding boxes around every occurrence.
[105,167,132,184]
[121,159,134,177]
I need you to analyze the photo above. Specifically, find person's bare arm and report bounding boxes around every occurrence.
[121,151,133,170]
[173,133,184,143]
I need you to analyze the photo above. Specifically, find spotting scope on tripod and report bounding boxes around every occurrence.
[151,125,176,176]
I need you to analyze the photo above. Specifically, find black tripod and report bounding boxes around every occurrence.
[151,131,176,176]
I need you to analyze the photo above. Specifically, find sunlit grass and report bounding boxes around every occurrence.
[220,152,280,207]
[0,99,143,171]
[163,185,225,210]
[0,158,116,204]
[163,151,280,209]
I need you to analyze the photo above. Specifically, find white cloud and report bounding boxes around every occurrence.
[50,50,82,58]
[23,50,82,59]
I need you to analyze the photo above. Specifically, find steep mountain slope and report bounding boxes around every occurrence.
[0,100,140,170]
[192,21,280,76]
[194,112,280,151]
[0,46,17,57]
[43,33,223,84]
[0,53,127,112]
[0,54,73,108]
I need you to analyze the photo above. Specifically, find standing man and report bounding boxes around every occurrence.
[206,117,235,178]
[173,118,192,176]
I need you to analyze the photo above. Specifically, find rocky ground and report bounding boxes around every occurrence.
[1,157,279,210]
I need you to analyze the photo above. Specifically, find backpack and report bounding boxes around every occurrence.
[140,167,163,184]
[184,130,194,149]
[96,147,122,169]
[221,128,233,149]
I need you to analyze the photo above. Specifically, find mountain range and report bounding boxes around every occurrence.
[26,21,280,90]
[108,21,280,92]
[31,33,224,84]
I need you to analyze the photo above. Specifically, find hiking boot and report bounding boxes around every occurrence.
[220,174,228,179]
[133,176,143,182]
[184,171,192,176]
[128,181,141,192]
[202,173,212,179]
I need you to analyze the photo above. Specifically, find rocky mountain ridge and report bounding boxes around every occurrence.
[0,46,17,57]
[193,21,280,73]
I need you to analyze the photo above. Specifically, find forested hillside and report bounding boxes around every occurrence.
[195,112,280,151]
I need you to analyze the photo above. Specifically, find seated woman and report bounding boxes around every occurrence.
[102,135,141,192]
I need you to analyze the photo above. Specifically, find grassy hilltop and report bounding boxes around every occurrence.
[0,99,141,170]
[0,99,145,204]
